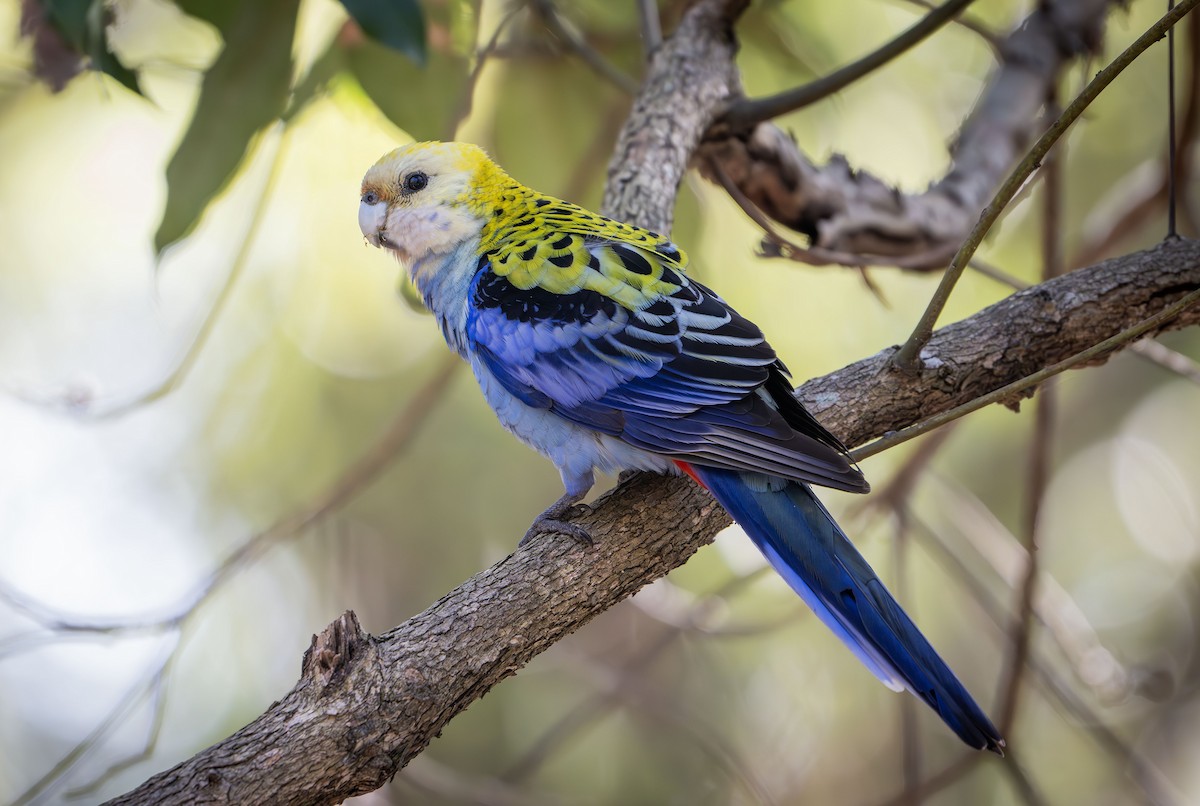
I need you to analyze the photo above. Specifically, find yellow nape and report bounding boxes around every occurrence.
[361,141,690,311]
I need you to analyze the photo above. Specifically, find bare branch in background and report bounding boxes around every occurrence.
[720,0,979,129]
[1,126,288,419]
[603,0,749,233]
[996,130,1064,735]
[1074,10,1200,266]
[528,0,640,94]
[6,356,459,804]
[892,0,1196,368]
[699,0,1119,268]
[447,5,526,137]
[637,0,662,54]
[892,0,1002,53]
[936,479,1136,703]
[908,508,1183,806]
[1130,337,1200,384]
[856,429,962,805]
[496,570,772,791]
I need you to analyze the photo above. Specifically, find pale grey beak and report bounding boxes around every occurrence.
[358,199,388,247]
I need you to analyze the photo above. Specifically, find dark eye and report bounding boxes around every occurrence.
[362,191,379,204]
[403,171,429,193]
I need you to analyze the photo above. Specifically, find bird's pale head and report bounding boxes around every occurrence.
[359,141,505,265]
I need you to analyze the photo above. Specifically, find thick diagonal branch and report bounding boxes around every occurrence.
[108,235,1200,806]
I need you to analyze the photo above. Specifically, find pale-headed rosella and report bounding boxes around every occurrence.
[358,141,1004,754]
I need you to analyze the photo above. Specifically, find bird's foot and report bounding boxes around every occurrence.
[521,515,593,547]
[520,494,593,548]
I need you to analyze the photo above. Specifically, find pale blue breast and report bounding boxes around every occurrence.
[409,239,482,358]
[469,352,673,494]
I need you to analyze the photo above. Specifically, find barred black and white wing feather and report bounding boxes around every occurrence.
[466,234,867,494]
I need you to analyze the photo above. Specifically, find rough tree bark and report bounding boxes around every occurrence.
[108,0,1198,802]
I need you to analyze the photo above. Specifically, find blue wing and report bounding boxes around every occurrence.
[466,241,867,494]
[467,237,1009,753]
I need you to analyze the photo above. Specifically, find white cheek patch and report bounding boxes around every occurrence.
[381,206,483,266]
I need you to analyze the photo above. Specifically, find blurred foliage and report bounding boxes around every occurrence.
[23,0,433,251]
[156,0,300,251]
[21,0,141,93]
[339,0,427,65]
[0,1,1199,805]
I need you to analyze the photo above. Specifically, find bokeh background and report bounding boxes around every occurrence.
[1,0,1199,803]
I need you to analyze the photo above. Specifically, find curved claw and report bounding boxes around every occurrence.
[520,492,594,548]
[520,515,593,547]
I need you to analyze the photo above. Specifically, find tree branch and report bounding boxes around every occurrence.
[721,0,979,129]
[700,0,1122,268]
[602,0,750,232]
[108,235,1200,806]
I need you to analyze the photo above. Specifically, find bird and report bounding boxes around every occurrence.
[358,141,1004,754]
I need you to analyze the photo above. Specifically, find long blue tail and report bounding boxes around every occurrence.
[690,464,1004,754]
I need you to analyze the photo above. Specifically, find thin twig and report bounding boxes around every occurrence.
[934,477,1132,703]
[1169,0,1179,238]
[397,756,567,806]
[1074,11,1200,266]
[2,357,462,799]
[907,510,1181,806]
[851,427,959,803]
[872,753,981,806]
[529,0,639,94]
[637,0,662,54]
[856,286,1200,461]
[891,0,1200,369]
[891,0,1001,53]
[570,653,776,805]
[11,638,180,806]
[893,506,922,800]
[967,260,1200,386]
[1130,337,1200,383]
[500,571,775,802]
[967,257,1028,289]
[446,5,525,137]
[850,425,959,519]
[2,124,289,419]
[171,354,462,619]
[999,751,1050,806]
[0,357,460,645]
[1025,654,1184,806]
[722,0,979,130]
[561,95,629,202]
[996,108,1063,738]
[65,652,177,799]
[995,371,1055,733]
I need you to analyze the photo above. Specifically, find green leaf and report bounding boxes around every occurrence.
[346,39,466,141]
[39,0,142,95]
[92,46,141,94]
[41,0,91,49]
[155,0,300,254]
[282,45,346,123]
[174,0,242,33]
[338,0,426,65]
